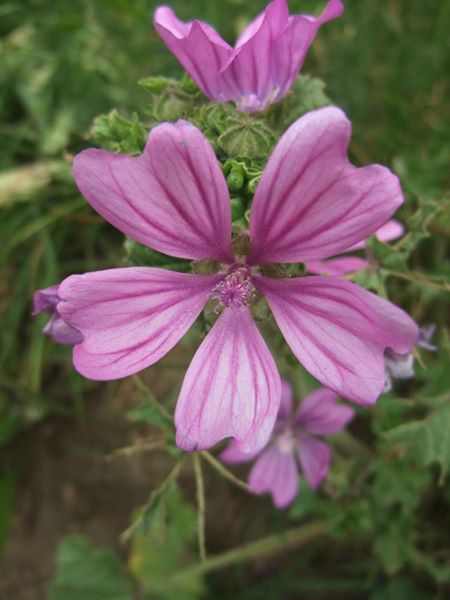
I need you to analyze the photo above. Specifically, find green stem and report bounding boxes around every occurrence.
[170,520,330,580]
[132,374,172,420]
[385,269,449,291]
[193,454,207,562]
[201,451,252,493]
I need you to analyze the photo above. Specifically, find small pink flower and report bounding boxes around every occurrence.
[221,380,355,508]
[305,219,405,277]
[154,0,344,112]
[58,107,418,453]
[33,285,83,345]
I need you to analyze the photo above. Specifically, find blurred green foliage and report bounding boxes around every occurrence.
[1,0,449,598]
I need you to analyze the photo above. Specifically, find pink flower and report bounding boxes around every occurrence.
[58,107,418,453]
[154,0,344,112]
[33,285,83,345]
[221,380,355,508]
[305,219,405,276]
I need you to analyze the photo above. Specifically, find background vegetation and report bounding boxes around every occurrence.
[0,0,449,598]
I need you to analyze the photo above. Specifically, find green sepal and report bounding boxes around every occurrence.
[90,110,145,155]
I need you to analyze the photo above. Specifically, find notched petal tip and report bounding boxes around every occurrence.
[174,307,281,453]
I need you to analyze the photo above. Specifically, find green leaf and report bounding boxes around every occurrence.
[124,238,191,271]
[281,75,331,126]
[48,535,134,600]
[385,404,450,483]
[129,486,203,600]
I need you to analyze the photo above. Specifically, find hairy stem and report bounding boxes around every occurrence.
[201,450,252,493]
[193,453,207,562]
[171,520,330,581]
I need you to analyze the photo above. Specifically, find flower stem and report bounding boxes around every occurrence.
[200,451,252,493]
[193,453,207,562]
[170,520,330,581]
[132,374,172,419]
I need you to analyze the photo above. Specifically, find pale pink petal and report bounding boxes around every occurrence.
[278,379,294,420]
[305,257,368,276]
[376,219,405,243]
[220,0,343,112]
[296,434,331,489]
[58,268,220,380]
[220,439,262,465]
[247,107,404,265]
[175,307,281,453]
[255,275,419,406]
[296,388,355,435]
[73,120,233,262]
[248,444,299,508]
[154,7,231,100]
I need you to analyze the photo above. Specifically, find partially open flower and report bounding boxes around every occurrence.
[154,0,344,112]
[33,285,83,345]
[221,380,355,508]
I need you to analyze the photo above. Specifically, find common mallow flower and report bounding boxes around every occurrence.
[57,107,418,453]
[33,285,83,345]
[154,0,344,112]
[221,380,354,508]
[306,220,405,277]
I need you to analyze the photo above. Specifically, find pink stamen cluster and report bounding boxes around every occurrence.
[211,267,256,309]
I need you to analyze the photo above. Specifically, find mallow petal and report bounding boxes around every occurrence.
[58,268,220,380]
[32,284,60,314]
[220,439,262,465]
[255,275,419,406]
[43,314,84,346]
[220,0,343,112]
[154,7,231,100]
[349,218,405,251]
[296,388,355,436]
[248,107,404,265]
[73,120,233,262]
[175,307,281,453]
[305,257,368,277]
[278,379,294,420]
[248,445,299,508]
[296,434,331,489]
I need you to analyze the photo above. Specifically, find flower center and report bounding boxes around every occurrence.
[275,429,295,455]
[211,266,256,309]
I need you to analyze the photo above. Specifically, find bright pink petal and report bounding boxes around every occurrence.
[220,0,343,112]
[248,107,404,265]
[154,7,231,100]
[248,445,299,508]
[73,120,233,262]
[255,275,419,406]
[296,434,331,489]
[175,307,281,453]
[220,439,262,465]
[58,268,220,380]
[296,388,355,435]
[305,257,368,276]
